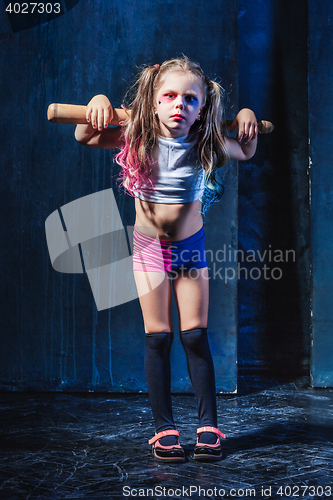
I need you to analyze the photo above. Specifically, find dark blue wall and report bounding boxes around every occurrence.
[0,0,239,392]
[0,0,324,390]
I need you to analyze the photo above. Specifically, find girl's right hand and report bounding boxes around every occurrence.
[86,94,113,131]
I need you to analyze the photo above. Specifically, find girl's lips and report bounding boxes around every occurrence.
[171,114,185,120]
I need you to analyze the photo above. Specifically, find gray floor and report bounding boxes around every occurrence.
[1,377,332,499]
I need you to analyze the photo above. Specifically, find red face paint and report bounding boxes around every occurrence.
[159,93,176,103]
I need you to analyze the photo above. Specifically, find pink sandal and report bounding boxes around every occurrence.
[148,430,185,462]
[193,426,226,461]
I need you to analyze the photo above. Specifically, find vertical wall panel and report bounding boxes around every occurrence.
[309,0,333,387]
[238,0,310,378]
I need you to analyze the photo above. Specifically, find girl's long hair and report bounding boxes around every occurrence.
[115,56,229,215]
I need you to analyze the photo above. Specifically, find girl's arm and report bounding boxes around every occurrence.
[74,94,123,149]
[224,108,258,161]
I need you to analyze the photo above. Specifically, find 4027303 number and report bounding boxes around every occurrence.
[6,3,61,14]
[277,485,332,497]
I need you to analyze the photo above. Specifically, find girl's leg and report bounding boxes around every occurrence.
[173,267,218,443]
[133,271,172,334]
[172,266,209,332]
[134,271,177,445]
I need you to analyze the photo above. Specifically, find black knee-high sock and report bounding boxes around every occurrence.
[144,332,177,445]
[180,327,218,444]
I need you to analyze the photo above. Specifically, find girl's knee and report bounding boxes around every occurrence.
[145,322,173,334]
[179,320,207,332]
[180,326,209,349]
[145,331,174,351]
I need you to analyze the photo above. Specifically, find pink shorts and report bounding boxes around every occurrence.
[132,227,173,272]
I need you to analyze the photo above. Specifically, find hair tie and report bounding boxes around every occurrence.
[205,76,210,85]
[153,64,160,72]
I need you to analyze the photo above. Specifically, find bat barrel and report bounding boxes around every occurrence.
[47,103,129,125]
[47,104,88,124]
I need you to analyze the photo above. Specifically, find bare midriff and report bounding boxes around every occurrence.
[134,197,203,241]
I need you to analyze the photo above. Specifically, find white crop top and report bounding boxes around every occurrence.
[133,135,205,204]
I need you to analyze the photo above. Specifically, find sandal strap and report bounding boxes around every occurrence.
[148,429,179,445]
[197,426,226,439]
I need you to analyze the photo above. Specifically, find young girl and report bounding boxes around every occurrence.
[75,56,258,463]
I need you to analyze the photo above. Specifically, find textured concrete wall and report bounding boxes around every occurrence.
[0,0,238,392]
[0,0,317,391]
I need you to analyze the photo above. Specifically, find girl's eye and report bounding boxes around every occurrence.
[166,94,176,99]
[185,95,197,103]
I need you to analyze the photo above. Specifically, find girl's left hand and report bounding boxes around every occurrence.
[229,108,258,144]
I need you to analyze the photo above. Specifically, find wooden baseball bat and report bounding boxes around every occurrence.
[47,103,128,126]
[47,103,274,134]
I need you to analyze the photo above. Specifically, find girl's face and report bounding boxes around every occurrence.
[154,71,204,138]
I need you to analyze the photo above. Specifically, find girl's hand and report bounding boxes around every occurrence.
[229,108,258,144]
[86,94,113,131]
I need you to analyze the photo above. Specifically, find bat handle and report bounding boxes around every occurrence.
[224,119,274,134]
